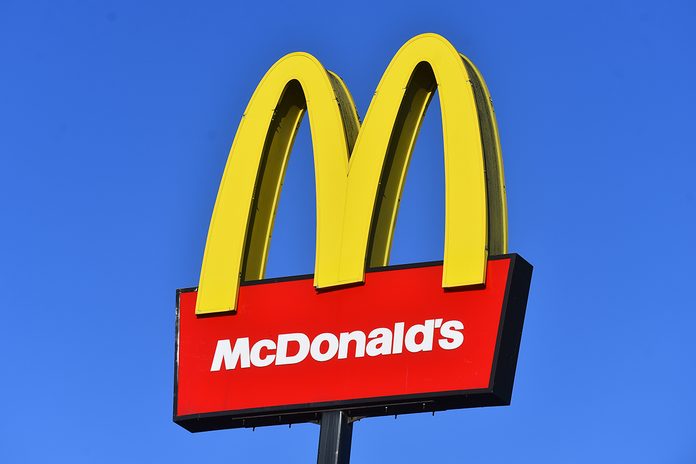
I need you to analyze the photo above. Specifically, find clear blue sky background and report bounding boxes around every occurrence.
[1,0,694,462]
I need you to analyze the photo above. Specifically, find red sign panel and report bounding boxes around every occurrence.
[174,254,531,432]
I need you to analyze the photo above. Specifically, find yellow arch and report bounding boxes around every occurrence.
[196,33,507,314]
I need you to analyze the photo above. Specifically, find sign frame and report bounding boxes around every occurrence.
[173,253,531,433]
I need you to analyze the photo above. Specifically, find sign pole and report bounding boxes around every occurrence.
[317,411,353,464]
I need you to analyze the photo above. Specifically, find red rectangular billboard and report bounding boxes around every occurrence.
[174,254,531,432]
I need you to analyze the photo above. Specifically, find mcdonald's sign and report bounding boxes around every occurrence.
[174,34,532,432]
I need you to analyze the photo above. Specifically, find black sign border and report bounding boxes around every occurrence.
[173,253,532,432]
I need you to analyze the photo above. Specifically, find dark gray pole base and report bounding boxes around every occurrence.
[317,411,353,464]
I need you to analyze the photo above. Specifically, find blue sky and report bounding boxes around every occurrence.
[1,0,695,462]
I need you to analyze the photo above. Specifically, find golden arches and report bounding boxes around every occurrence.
[196,33,507,314]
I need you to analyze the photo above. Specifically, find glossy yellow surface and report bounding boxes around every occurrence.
[196,33,507,314]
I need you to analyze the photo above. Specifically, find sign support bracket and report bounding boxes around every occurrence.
[317,410,353,464]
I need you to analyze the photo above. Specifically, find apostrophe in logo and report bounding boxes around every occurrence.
[196,33,508,314]
[174,33,532,433]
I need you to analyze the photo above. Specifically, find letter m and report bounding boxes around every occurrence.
[196,33,507,314]
[210,338,251,370]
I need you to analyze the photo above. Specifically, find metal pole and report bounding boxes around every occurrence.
[317,411,353,464]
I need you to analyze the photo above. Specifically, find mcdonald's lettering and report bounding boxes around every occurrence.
[174,34,532,433]
[210,318,466,371]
